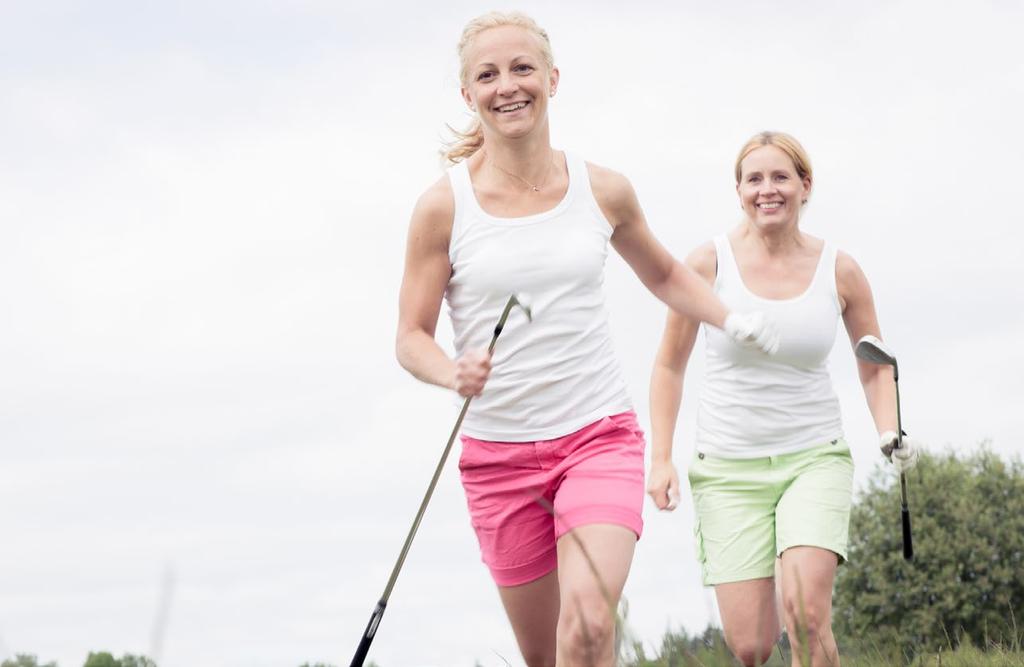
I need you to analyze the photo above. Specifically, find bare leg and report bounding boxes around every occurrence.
[715,577,781,666]
[497,569,561,667]
[555,524,636,667]
[779,546,840,667]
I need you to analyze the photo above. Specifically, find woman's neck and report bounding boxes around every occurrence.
[738,221,805,256]
[476,128,554,184]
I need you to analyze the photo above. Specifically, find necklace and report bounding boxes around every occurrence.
[484,149,555,193]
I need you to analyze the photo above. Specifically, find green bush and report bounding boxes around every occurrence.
[82,653,155,667]
[834,446,1024,657]
[1,656,58,667]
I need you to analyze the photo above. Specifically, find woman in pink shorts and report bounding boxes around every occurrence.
[395,11,777,666]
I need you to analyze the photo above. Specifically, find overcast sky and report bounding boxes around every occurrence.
[2,1,1023,666]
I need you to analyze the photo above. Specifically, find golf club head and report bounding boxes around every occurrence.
[855,334,897,368]
[510,293,533,322]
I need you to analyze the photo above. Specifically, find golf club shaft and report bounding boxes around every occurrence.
[894,375,902,448]
[381,393,472,603]
[894,379,908,508]
[349,296,521,667]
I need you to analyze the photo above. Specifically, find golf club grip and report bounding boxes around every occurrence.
[350,600,386,667]
[902,506,913,560]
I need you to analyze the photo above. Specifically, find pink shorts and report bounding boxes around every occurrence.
[458,411,645,587]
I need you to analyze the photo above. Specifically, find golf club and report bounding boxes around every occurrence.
[350,294,533,667]
[855,334,913,560]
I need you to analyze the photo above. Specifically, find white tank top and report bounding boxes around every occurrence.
[445,152,632,441]
[696,235,844,457]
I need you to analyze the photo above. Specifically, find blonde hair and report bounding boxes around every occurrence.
[443,11,555,164]
[734,131,813,186]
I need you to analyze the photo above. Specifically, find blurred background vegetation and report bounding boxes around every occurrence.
[626,445,1024,665]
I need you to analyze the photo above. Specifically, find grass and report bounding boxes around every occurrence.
[300,639,1024,667]
[620,578,1023,667]
[624,630,1024,666]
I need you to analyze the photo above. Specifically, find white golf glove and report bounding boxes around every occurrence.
[879,430,921,473]
[724,312,780,355]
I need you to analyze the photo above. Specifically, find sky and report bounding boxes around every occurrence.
[1,1,1023,666]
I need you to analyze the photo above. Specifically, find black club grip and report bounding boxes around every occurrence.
[350,599,386,667]
[901,507,913,561]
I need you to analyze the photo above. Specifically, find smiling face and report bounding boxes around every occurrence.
[736,145,812,230]
[460,25,558,141]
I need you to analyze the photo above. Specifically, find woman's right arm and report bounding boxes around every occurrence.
[396,177,491,397]
[647,242,717,510]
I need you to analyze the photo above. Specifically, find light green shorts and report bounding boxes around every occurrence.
[688,438,854,586]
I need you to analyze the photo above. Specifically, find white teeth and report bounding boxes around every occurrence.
[497,102,527,112]
[758,202,782,209]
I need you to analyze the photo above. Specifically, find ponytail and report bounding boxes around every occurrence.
[443,118,484,164]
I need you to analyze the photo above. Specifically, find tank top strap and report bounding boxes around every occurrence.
[563,151,594,211]
[567,151,621,233]
[563,151,587,194]
[818,241,842,314]
[712,234,741,291]
[447,159,475,243]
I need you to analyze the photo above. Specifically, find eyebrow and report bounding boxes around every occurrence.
[474,55,536,69]
[745,168,791,176]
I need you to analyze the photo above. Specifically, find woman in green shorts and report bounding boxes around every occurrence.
[647,131,922,666]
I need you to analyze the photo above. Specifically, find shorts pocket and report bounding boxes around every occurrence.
[687,450,705,486]
[608,411,645,442]
[458,436,488,472]
[459,437,539,472]
[693,517,707,565]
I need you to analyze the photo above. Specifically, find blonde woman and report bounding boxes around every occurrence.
[396,12,777,666]
[648,131,921,666]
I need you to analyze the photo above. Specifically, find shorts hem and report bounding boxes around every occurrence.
[703,565,776,586]
[777,542,848,564]
[489,549,558,587]
[554,506,643,541]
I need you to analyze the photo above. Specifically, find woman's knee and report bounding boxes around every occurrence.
[519,647,556,667]
[724,627,778,667]
[782,594,831,639]
[558,602,617,665]
[726,638,777,667]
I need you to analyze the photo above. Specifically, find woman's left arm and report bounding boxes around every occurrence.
[591,164,730,328]
[837,250,910,453]
[840,251,921,470]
